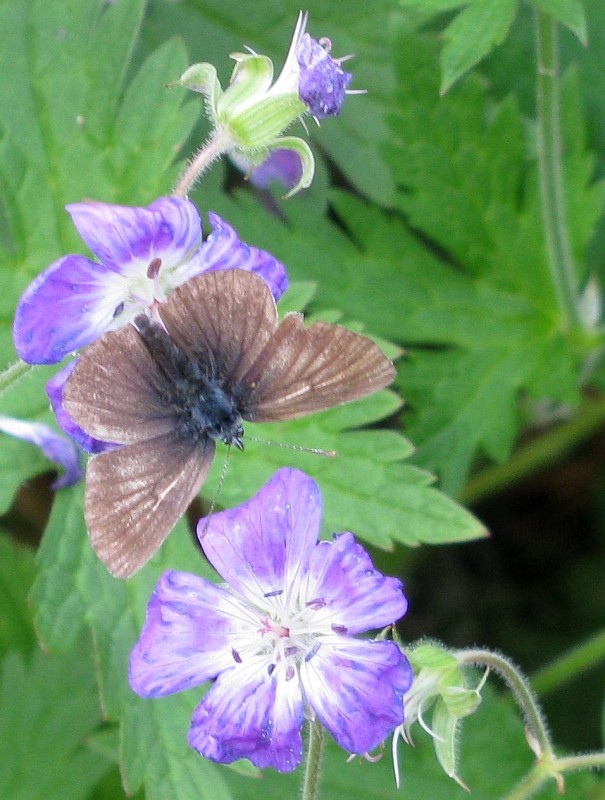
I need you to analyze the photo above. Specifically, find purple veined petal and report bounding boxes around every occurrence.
[189,656,304,771]
[198,468,321,607]
[181,213,289,301]
[250,149,303,191]
[0,414,83,489]
[230,149,303,192]
[13,254,124,365]
[67,197,202,273]
[296,33,352,118]
[301,638,412,755]
[130,570,261,698]
[304,531,408,635]
[46,362,117,454]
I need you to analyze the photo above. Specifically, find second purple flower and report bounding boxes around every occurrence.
[13,197,288,365]
[130,468,412,772]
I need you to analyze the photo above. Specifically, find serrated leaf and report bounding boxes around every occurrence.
[440,0,518,93]
[207,29,604,496]
[530,0,588,44]
[0,644,111,800]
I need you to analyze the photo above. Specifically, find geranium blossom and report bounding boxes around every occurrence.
[13,197,288,364]
[130,468,412,772]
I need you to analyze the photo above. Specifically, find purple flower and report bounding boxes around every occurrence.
[13,198,288,365]
[0,414,82,488]
[130,468,412,772]
[296,33,353,118]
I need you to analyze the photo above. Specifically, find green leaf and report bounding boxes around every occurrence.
[0,535,36,658]
[397,0,468,10]
[440,0,519,93]
[0,644,112,800]
[206,29,604,496]
[530,0,588,44]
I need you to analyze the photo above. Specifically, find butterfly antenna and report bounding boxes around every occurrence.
[246,436,337,457]
[197,447,232,538]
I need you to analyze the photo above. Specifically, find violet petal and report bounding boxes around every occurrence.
[301,638,412,754]
[130,570,260,698]
[184,213,288,300]
[13,255,122,364]
[198,468,321,605]
[304,531,408,635]
[0,414,82,488]
[189,658,304,771]
[296,34,352,118]
[67,197,201,273]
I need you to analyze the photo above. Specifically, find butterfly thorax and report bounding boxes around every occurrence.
[135,314,245,450]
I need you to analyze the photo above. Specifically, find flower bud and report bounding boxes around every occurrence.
[177,13,354,196]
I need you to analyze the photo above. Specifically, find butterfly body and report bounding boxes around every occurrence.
[134,314,245,450]
[64,268,396,578]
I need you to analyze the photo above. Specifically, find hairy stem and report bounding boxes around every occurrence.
[0,360,34,399]
[301,721,326,800]
[172,128,233,197]
[459,649,553,762]
[535,11,581,331]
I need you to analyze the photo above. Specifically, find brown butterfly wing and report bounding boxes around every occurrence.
[85,433,215,578]
[241,313,396,422]
[64,324,177,444]
[158,269,278,382]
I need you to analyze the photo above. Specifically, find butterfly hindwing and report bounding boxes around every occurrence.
[241,314,396,422]
[85,433,215,578]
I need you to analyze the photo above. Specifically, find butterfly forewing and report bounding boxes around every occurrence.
[64,324,177,444]
[85,433,215,578]
[158,270,278,382]
[241,314,396,422]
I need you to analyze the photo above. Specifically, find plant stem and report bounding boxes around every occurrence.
[0,359,33,398]
[531,628,605,696]
[172,128,233,197]
[460,397,605,504]
[535,11,581,331]
[301,721,325,800]
[459,649,553,762]
[501,764,556,800]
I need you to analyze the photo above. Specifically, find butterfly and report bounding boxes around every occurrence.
[63,268,396,578]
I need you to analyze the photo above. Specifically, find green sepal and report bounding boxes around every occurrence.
[226,93,306,149]
[432,699,462,781]
[218,53,274,115]
[440,682,483,718]
[275,136,315,196]
[408,642,459,672]
[177,62,223,113]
